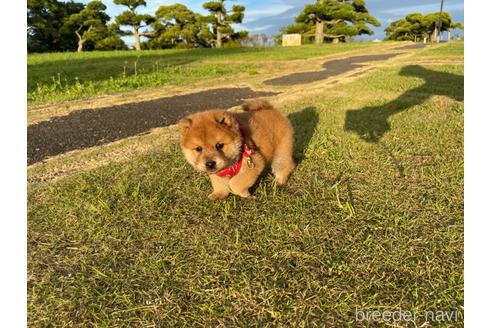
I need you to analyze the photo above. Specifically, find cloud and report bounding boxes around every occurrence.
[381,2,464,16]
[240,24,275,32]
[279,0,310,5]
[242,3,306,35]
[241,5,293,24]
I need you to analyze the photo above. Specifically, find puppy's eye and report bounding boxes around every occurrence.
[195,146,202,152]
[215,143,224,150]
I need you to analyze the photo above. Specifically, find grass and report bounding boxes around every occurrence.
[28,42,377,106]
[28,62,260,106]
[414,40,464,58]
[28,42,464,326]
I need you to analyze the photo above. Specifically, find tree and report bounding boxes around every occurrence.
[384,12,461,42]
[228,30,249,47]
[150,4,201,48]
[286,0,380,44]
[114,0,154,50]
[64,0,110,52]
[202,0,245,48]
[94,23,128,50]
[28,0,85,52]
[449,22,464,41]
[424,12,451,42]
[195,16,216,47]
[384,19,412,41]
[384,13,427,42]
[143,4,214,49]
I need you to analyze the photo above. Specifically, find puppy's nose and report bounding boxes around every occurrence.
[206,160,216,170]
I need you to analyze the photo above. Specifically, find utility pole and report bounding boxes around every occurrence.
[437,0,444,42]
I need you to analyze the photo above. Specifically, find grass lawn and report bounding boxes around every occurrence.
[414,40,464,59]
[28,42,464,326]
[28,42,377,106]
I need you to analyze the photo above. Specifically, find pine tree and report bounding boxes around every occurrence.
[114,0,154,50]
[202,0,245,48]
[285,0,380,44]
[64,0,110,52]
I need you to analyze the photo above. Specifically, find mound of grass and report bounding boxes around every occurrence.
[28,63,259,105]
[28,43,376,106]
[28,50,464,326]
[414,40,464,58]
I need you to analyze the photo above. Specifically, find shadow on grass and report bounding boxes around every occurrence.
[288,106,319,165]
[344,65,464,143]
[264,53,401,86]
[27,88,279,165]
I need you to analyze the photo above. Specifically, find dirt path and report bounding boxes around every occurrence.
[393,44,427,50]
[28,87,277,165]
[263,53,402,86]
[28,45,427,167]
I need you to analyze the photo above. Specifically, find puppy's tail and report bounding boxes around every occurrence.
[242,98,274,112]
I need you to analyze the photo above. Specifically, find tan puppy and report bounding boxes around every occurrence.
[178,99,295,200]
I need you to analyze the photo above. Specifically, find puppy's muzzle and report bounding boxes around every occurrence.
[205,160,217,170]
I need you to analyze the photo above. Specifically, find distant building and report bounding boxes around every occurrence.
[282,34,302,47]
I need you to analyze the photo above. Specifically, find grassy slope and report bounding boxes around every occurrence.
[28,43,464,326]
[28,43,375,106]
[414,41,464,58]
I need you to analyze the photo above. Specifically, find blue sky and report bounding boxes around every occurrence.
[66,0,464,44]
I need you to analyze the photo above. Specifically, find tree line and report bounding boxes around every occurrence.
[281,0,463,44]
[28,0,247,52]
[27,0,464,53]
[28,0,383,52]
[384,12,463,42]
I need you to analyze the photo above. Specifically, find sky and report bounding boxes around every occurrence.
[65,0,464,44]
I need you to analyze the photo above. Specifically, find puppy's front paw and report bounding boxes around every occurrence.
[229,183,251,198]
[208,192,229,201]
[232,189,250,198]
[274,175,288,186]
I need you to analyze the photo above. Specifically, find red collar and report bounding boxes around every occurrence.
[216,125,255,178]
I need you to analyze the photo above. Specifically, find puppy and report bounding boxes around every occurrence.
[178,99,295,200]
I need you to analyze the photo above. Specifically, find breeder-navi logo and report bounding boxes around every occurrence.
[355,307,464,324]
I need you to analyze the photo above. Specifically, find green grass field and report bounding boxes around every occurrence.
[28,42,376,106]
[28,42,464,326]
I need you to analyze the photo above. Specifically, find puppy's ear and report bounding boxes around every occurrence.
[215,111,237,129]
[178,117,192,135]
